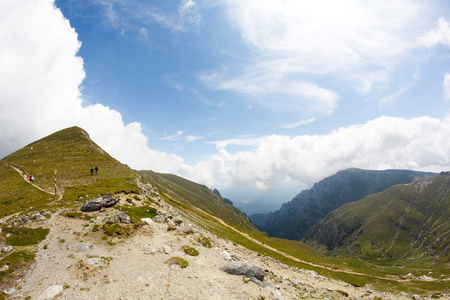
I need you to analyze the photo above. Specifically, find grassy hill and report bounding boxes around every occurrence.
[305,173,450,271]
[0,126,138,218]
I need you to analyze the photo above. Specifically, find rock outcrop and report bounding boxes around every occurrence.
[81,195,119,212]
[220,262,265,281]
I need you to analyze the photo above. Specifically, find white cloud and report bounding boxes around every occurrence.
[161,131,184,141]
[188,116,450,192]
[0,0,188,175]
[281,118,315,129]
[200,69,339,116]
[444,73,450,99]
[201,0,435,116]
[421,17,450,47]
[94,0,202,34]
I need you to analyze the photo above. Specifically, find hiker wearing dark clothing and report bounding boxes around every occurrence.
[90,167,94,175]
[95,166,98,175]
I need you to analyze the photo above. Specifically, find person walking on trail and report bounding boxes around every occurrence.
[29,175,34,182]
[90,166,94,175]
[95,166,98,175]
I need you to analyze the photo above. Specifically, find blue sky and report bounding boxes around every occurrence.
[2,0,450,214]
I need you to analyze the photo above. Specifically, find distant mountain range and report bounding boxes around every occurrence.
[252,168,437,240]
[304,172,450,267]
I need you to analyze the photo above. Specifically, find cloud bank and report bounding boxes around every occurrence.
[188,116,450,193]
[0,0,188,174]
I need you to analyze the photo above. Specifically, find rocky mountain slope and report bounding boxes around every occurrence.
[138,170,257,232]
[254,168,436,241]
[304,173,450,268]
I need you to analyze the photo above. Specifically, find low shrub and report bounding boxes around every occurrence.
[182,245,199,256]
[166,257,188,268]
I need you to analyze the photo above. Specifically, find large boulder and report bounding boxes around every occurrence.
[220,262,265,281]
[81,195,119,212]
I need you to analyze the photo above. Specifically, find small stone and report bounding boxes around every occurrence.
[141,218,153,225]
[231,254,242,261]
[38,285,64,300]
[100,207,106,212]
[222,251,232,261]
[1,246,13,253]
[86,257,103,267]
[143,245,158,254]
[3,287,16,295]
[0,265,9,272]
[34,214,46,221]
[153,215,166,223]
[163,244,172,254]
[105,215,120,224]
[118,213,131,224]
[77,243,90,252]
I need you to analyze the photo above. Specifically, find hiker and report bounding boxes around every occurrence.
[29,175,33,182]
[90,166,94,175]
[95,166,98,175]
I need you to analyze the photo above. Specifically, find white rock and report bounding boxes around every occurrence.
[143,245,158,255]
[38,285,64,300]
[141,218,153,225]
[86,257,104,267]
[3,287,16,295]
[221,251,232,261]
[163,244,172,254]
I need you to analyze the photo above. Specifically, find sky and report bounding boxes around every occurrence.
[1,0,450,215]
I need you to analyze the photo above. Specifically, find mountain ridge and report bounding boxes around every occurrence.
[304,173,450,268]
[253,168,437,240]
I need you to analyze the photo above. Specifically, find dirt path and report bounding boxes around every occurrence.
[8,164,63,201]
[187,203,413,283]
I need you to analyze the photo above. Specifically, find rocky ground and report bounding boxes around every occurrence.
[1,196,447,300]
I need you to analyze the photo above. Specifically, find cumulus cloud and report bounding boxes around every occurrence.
[188,116,450,192]
[0,0,188,174]
[201,0,434,116]
[421,17,450,47]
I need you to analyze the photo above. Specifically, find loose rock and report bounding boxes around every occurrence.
[81,195,119,212]
[1,245,13,253]
[118,213,131,224]
[153,215,166,223]
[220,262,265,281]
[34,214,46,221]
[76,243,90,252]
[38,285,64,300]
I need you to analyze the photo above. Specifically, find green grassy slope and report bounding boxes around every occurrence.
[138,170,258,231]
[0,126,138,217]
[305,173,450,270]
[155,185,450,295]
